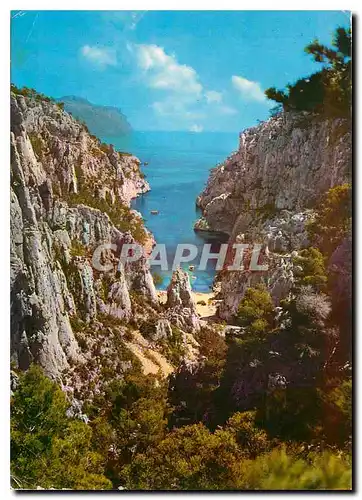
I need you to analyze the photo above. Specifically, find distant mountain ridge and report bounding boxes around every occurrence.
[57,95,132,137]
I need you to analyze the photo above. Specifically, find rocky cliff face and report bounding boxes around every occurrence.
[166,268,200,333]
[196,111,351,320]
[11,91,203,385]
[10,92,155,378]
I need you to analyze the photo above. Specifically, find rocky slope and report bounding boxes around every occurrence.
[195,111,351,320]
[10,91,200,384]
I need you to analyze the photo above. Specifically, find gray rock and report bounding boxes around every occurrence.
[166,268,200,333]
[10,92,156,378]
[196,111,351,320]
[154,318,173,341]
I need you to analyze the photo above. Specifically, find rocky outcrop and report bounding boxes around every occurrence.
[196,112,351,320]
[197,112,351,235]
[10,91,156,377]
[166,268,200,333]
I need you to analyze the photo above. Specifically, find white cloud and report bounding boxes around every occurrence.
[133,44,202,95]
[131,43,239,129]
[190,124,203,133]
[219,105,238,115]
[205,90,222,104]
[232,75,266,102]
[81,45,117,67]
[152,99,204,120]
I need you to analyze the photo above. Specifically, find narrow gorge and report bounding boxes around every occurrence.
[10,68,352,491]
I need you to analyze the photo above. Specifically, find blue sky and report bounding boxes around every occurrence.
[11,10,350,132]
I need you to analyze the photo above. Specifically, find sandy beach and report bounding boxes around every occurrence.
[157,290,216,319]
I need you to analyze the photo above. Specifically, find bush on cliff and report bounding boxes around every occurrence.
[293,247,328,292]
[236,285,275,335]
[68,190,147,244]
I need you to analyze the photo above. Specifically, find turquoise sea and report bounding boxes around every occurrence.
[103,131,239,292]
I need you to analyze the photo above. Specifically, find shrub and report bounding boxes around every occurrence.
[139,318,158,340]
[11,84,53,103]
[68,191,147,244]
[238,448,351,490]
[70,239,87,257]
[224,411,270,458]
[293,247,328,292]
[11,365,111,490]
[236,285,274,334]
[120,422,241,490]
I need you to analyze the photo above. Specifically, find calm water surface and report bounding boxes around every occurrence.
[103,131,238,292]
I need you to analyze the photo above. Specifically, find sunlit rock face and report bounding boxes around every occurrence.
[166,268,201,333]
[10,93,156,377]
[196,111,351,320]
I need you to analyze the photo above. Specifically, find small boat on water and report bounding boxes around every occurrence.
[150,210,159,215]
[189,265,195,271]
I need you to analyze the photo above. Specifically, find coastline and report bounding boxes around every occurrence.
[157,290,217,319]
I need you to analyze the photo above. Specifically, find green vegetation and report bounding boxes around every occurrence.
[265,27,351,118]
[120,423,350,490]
[11,283,352,491]
[70,239,87,258]
[307,183,351,258]
[236,284,274,334]
[293,247,328,291]
[10,29,352,490]
[68,190,147,244]
[11,84,54,103]
[11,366,111,490]
[12,213,352,489]
[139,317,158,340]
[161,326,186,366]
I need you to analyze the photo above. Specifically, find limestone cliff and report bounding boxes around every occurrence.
[10,91,155,378]
[196,111,351,320]
[10,90,203,386]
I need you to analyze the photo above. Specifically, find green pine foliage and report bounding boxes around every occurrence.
[265,27,351,118]
[236,284,274,334]
[293,247,328,291]
[11,366,112,490]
